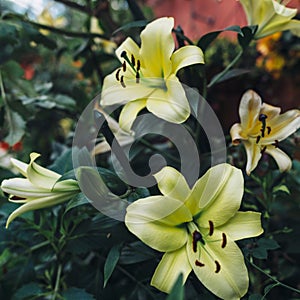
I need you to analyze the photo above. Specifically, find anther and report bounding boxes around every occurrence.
[192,230,205,253]
[272,140,279,148]
[221,233,227,248]
[120,76,126,88]
[131,54,135,66]
[137,60,141,71]
[267,126,271,135]
[195,260,205,267]
[121,51,127,58]
[215,260,221,273]
[209,220,214,236]
[256,136,261,144]
[260,146,267,154]
[122,61,126,72]
[116,69,121,81]
[136,72,140,84]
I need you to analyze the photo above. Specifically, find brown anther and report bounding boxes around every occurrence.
[120,76,126,88]
[136,72,140,84]
[195,260,205,267]
[260,128,265,138]
[131,54,135,66]
[272,140,279,148]
[256,136,261,144]
[121,51,127,58]
[267,126,271,135]
[209,220,214,236]
[221,233,227,248]
[137,60,141,71]
[260,146,267,154]
[116,69,121,81]
[215,260,221,273]
[122,61,126,72]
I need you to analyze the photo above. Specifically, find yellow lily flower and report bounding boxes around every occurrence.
[240,0,300,39]
[1,153,80,228]
[125,164,263,299]
[100,17,204,132]
[230,90,300,175]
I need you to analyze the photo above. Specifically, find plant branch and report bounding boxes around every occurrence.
[54,0,93,15]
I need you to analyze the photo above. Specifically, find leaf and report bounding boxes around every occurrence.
[112,20,148,35]
[248,294,262,300]
[166,274,184,300]
[238,25,258,49]
[12,282,43,300]
[4,110,26,146]
[103,243,123,287]
[208,68,250,85]
[127,187,150,202]
[62,287,95,300]
[258,238,280,250]
[64,193,90,214]
[273,184,290,195]
[197,25,243,51]
[264,283,279,295]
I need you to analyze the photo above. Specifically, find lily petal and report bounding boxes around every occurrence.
[187,232,249,299]
[115,37,140,62]
[154,166,190,202]
[151,246,192,293]
[10,158,28,177]
[217,212,263,241]
[125,196,192,252]
[230,123,246,145]
[187,164,243,227]
[265,146,292,172]
[244,140,262,175]
[119,99,147,132]
[171,45,204,75]
[27,153,61,189]
[140,17,174,78]
[146,75,190,124]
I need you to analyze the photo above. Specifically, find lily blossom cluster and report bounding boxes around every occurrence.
[125,164,263,299]
[1,153,80,228]
[230,90,300,174]
[100,17,204,132]
[240,0,300,39]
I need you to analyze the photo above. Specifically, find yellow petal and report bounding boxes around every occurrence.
[146,75,190,124]
[10,158,28,177]
[119,99,147,132]
[151,247,192,293]
[140,17,174,77]
[187,232,249,299]
[125,196,192,252]
[171,45,204,75]
[265,146,292,172]
[115,37,140,63]
[187,164,243,227]
[230,123,245,145]
[154,166,190,202]
[217,212,263,241]
[244,140,262,175]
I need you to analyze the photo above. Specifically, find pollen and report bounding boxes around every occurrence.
[120,75,126,88]
[195,260,205,267]
[209,220,214,236]
[221,233,227,248]
[116,69,121,81]
[215,260,221,273]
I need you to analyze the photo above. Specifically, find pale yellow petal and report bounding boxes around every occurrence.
[230,123,246,145]
[125,196,192,252]
[154,166,190,202]
[10,158,28,177]
[244,140,262,175]
[217,212,263,241]
[151,247,192,293]
[265,146,292,172]
[171,45,204,75]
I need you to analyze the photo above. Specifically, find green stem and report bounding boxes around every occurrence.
[52,264,63,300]
[247,257,300,295]
[207,49,243,88]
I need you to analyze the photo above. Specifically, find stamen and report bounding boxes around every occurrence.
[192,230,205,252]
[116,69,121,81]
[256,136,261,144]
[120,76,126,88]
[267,126,271,135]
[121,51,127,58]
[137,60,141,71]
[136,72,140,84]
[215,260,221,273]
[209,220,214,236]
[260,146,267,154]
[221,233,227,248]
[195,260,205,267]
[122,61,126,72]
[272,140,279,148]
[259,114,268,137]
[131,54,135,66]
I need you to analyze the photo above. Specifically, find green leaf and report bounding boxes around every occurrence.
[208,68,250,85]
[273,184,290,195]
[238,25,257,49]
[112,20,148,35]
[127,187,150,202]
[197,25,243,51]
[64,193,90,213]
[258,238,280,250]
[166,273,184,300]
[0,248,11,267]
[249,294,262,300]
[62,287,95,300]
[264,283,279,295]
[103,243,123,287]
[4,110,26,146]
[12,282,43,300]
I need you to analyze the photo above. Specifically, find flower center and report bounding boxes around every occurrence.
[115,51,141,88]
[187,220,227,274]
